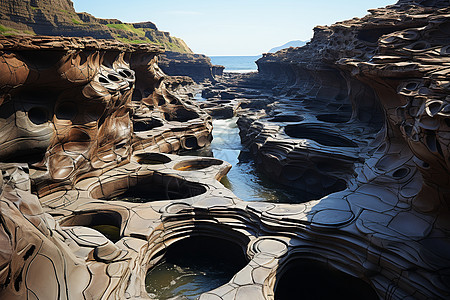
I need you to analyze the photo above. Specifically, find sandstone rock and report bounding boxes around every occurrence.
[159,51,223,83]
[0,0,450,299]
[0,0,192,53]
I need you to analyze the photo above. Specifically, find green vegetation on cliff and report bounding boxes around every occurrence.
[105,23,192,53]
[106,23,145,36]
[0,0,192,53]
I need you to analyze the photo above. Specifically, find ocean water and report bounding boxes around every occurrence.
[210,55,262,73]
[181,118,307,203]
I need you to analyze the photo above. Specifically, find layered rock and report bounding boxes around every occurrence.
[0,35,212,197]
[0,0,450,300]
[240,0,450,198]
[0,34,214,299]
[0,0,192,53]
[159,51,224,83]
[0,0,223,83]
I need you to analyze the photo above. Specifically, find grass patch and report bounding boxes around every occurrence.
[23,30,36,35]
[0,25,10,33]
[0,25,18,35]
[0,24,35,36]
[71,18,84,25]
[107,23,146,37]
[117,37,149,44]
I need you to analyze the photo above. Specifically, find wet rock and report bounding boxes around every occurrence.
[1,1,450,300]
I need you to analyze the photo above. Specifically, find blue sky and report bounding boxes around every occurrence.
[73,0,395,56]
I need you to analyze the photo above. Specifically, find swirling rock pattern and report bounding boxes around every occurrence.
[1,0,450,300]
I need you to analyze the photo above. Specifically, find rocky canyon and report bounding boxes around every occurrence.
[0,0,449,299]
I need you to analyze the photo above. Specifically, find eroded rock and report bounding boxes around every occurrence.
[0,0,450,299]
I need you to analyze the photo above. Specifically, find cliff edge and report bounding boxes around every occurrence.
[0,0,192,53]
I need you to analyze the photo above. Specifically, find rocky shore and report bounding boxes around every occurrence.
[0,0,223,82]
[0,0,449,299]
[159,51,224,83]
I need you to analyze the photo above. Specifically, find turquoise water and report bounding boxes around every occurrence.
[182,117,306,203]
[210,55,262,72]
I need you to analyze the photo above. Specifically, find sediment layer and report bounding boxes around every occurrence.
[0,0,449,299]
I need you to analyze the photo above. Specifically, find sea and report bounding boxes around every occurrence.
[210,55,262,73]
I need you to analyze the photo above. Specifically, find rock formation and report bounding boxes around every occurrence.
[0,0,450,299]
[0,0,192,53]
[0,0,223,83]
[159,51,224,83]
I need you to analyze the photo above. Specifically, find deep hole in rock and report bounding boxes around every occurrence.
[392,168,408,178]
[268,115,304,123]
[357,28,397,43]
[410,41,428,51]
[28,107,48,125]
[284,124,357,147]
[275,260,378,300]
[60,211,122,243]
[405,82,418,90]
[136,153,171,164]
[427,102,442,115]
[316,113,350,123]
[98,76,109,84]
[23,245,36,260]
[14,268,22,292]
[107,74,120,82]
[18,50,66,69]
[157,94,166,106]
[55,102,77,120]
[174,158,222,171]
[94,173,207,202]
[164,108,199,122]
[133,118,164,131]
[146,235,248,299]
[119,70,133,78]
[183,136,199,149]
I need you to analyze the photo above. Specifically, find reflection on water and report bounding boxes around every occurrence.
[146,256,236,300]
[182,116,306,203]
[146,236,247,299]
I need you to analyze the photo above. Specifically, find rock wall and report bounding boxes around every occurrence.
[0,0,192,53]
[0,35,214,299]
[232,0,450,298]
[159,51,224,83]
[0,35,211,197]
[241,0,450,199]
[0,0,450,299]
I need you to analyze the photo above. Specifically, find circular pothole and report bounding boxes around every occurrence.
[268,115,304,123]
[91,173,207,202]
[174,158,223,171]
[60,211,122,243]
[284,124,357,148]
[136,153,171,165]
[275,259,378,300]
[146,236,248,299]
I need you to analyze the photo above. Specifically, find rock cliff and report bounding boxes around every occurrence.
[0,0,192,53]
[159,51,224,83]
[0,0,223,82]
[0,0,449,299]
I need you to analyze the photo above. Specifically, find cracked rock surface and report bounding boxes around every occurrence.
[1,0,450,299]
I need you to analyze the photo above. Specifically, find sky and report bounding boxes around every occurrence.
[72,0,395,56]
